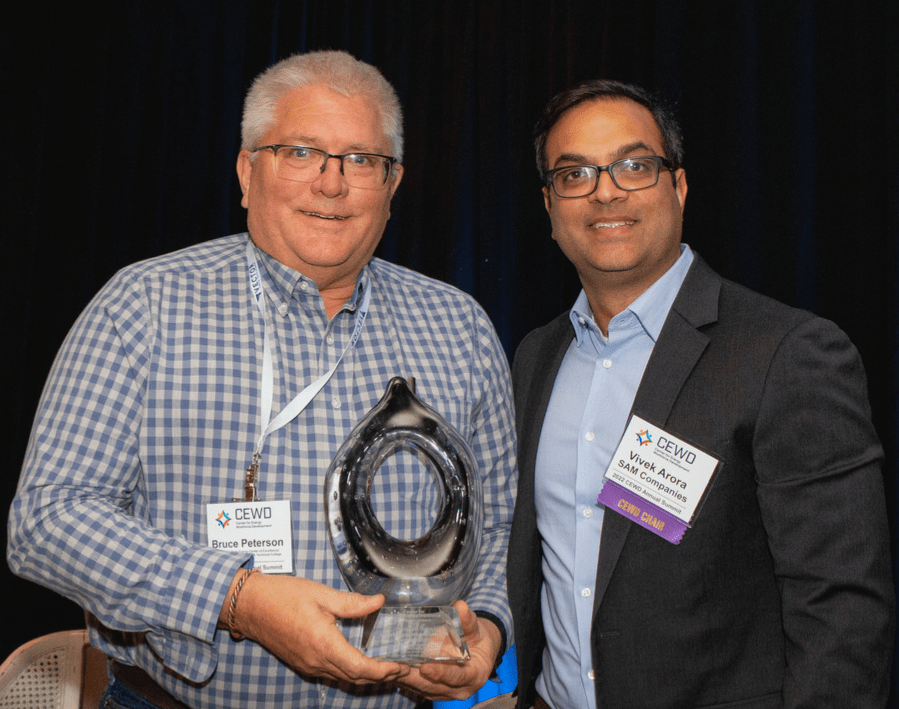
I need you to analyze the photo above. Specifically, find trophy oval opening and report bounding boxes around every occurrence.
[366,446,450,542]
[349,431,469,578]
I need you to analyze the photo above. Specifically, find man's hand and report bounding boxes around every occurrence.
[398,600,502,702]
[222,572,410,685]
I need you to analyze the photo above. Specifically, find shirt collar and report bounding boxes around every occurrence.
[569,243,694,346]
[250,239,369,313]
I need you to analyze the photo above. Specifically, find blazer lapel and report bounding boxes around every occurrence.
[593,255,721,612]
[517,314,573,508]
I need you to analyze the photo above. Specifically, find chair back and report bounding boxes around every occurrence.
[0,631,92,709]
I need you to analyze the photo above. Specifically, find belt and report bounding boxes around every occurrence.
[109,660,192,709]
[534,692,552,709]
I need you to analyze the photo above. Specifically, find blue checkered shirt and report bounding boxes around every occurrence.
[8,233,517,709]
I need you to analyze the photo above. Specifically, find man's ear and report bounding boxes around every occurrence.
[387,163,404,200]
[674,168,688,211]
[236,151,253,209]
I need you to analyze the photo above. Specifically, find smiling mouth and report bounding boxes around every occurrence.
[303,211,347,221]
[590,220,636,229]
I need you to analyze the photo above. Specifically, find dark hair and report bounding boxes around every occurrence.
[534,79,684,182]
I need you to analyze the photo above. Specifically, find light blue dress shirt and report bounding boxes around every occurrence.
[534,245,694,709]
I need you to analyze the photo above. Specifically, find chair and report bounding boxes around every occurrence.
[0,631,106,709]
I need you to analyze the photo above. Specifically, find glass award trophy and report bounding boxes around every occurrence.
[324,377,483,664]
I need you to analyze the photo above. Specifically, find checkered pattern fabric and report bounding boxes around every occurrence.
[9,233,517,709]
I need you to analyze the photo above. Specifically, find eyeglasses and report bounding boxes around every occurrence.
[545,155,674,198]
[252,144,398,190]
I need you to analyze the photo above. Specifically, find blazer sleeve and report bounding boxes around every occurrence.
[752,315,894,707]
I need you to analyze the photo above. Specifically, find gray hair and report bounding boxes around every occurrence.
[241,50,404,162]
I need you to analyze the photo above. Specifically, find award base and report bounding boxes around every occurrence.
[344,606,470,665]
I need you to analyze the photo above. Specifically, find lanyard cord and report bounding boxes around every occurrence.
[243,241,371,500]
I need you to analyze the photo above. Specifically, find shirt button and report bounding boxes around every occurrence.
[583,508,593,518]
[578,316,586,326]
[585,431,595,441]
[300,281,309,291]
[326,334,334,345]
[588,670,595,681]
[603,359,612,369]
[331,398,341,409]
[277,302,289,317]
[581,587,591,598]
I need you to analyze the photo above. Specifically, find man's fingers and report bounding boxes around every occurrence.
[453,600,480,637]
[334,591,386,619]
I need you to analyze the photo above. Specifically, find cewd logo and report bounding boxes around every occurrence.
[636,429,652,446]
[216,511,232,529]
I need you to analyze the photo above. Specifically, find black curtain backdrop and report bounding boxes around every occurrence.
[4,0,898,701]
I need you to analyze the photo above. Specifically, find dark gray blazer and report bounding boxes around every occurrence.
[508,254,894,709]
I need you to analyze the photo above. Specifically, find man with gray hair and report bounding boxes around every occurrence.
[9,50,516,709]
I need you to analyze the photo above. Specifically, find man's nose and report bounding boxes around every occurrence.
[313,155,348,196]
[589,169,627,203]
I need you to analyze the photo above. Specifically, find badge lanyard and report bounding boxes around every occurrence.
[242,242,371,501]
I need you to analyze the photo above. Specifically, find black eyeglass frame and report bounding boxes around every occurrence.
[544,155,676,198]
[252,144,399,187]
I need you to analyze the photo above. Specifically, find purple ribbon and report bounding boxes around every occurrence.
[597,480,688,545]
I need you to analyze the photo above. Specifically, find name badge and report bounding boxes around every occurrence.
[206,500,294,573]
[596,415,719,544]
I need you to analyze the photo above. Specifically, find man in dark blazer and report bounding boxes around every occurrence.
[507,80,894,709]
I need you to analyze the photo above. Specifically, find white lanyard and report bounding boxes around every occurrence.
[242,242,371,500]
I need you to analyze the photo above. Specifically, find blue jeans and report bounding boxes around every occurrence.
[99,679,170,709]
